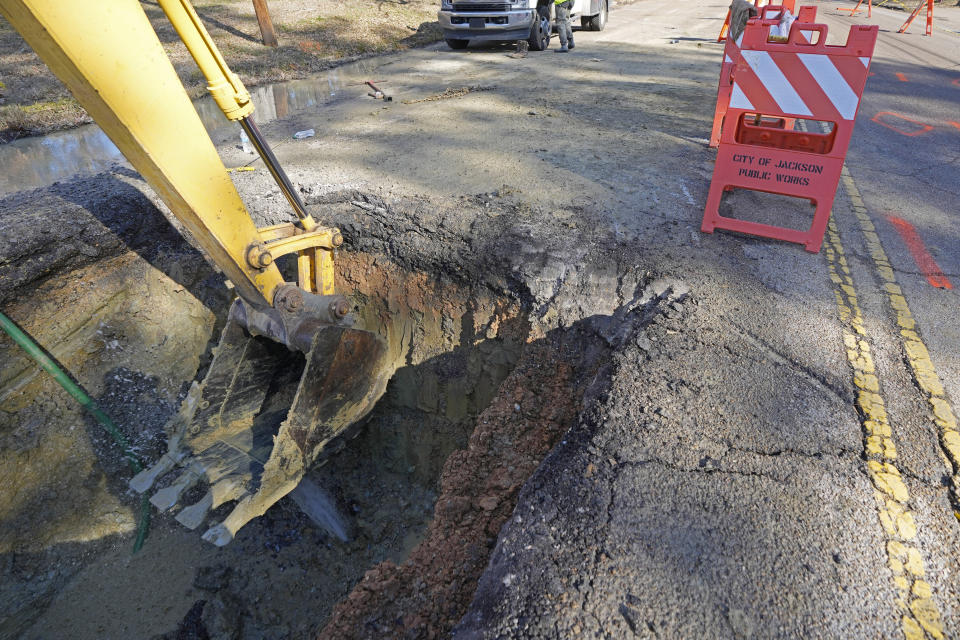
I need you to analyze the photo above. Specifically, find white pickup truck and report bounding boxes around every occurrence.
[438,0,609,51]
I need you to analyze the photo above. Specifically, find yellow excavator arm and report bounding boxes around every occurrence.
[0,0,393,545]
[1,0,337,309]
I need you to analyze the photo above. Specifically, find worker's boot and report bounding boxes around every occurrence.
[569,36,575,49]
[557,44,569,53]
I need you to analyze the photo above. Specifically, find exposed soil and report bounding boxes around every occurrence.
[320,332,606,639]
[4,0,960,637]
[0,156,648,639]
[0,0,442,142]
[0,9,719,636]
[0,7,700,629]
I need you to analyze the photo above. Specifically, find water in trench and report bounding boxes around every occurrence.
[0,56,385,196]
[2,249,529,639]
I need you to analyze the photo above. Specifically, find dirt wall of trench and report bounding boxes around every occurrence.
[1,173,654,639]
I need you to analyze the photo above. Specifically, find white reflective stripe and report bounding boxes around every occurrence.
[763,9,779,18]
[729,82,755,110]
[798,53,860,120]
[736,33,744,48]
[859,56,870,67]
[799,30,813,43]
[726,54,733,63]
[741,50,813,116]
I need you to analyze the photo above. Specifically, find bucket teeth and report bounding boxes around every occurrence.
[150,464,203,511]
[201,522,235,547]
[210,476,249,507]
[289,476,352,541]
[168,469,249,531]
[129,450,186,494]
[138,307,392,544]
[175,490,213,530]
[176,475,251,530]
[201,472,297,547]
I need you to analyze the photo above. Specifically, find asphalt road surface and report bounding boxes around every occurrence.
[454,1,960,638]
[1,0,957,637]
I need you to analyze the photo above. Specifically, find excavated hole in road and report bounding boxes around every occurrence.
[3,179,632,638]
[184,251,534,637]
[6,246,533,639]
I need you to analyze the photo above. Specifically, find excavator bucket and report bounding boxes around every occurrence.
[3,0,394,545]
[130,299,393,545]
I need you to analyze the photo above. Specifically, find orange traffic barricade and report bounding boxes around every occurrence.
[710,2,818,148]
[898,0,933,36]
[837,0,871,18]
[701,19,879,252]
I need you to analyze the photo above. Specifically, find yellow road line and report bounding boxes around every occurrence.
[824,222,945,640]
[839,168,960,514]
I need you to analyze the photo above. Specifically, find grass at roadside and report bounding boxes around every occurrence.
[0,0,442,142]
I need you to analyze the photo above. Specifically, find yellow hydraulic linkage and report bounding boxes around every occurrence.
[0,0,393,545]
[157,0,339,298]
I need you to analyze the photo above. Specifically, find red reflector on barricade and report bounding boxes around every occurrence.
[702,20,878,253]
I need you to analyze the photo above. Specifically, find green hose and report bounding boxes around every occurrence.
[0,310,150,552]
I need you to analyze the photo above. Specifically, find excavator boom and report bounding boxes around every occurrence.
[0,0,393,544]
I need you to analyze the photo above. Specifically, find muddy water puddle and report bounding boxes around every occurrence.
[1,246,528,639]
[0,56,386,196]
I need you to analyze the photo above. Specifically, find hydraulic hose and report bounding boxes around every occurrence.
[0,310,150,552]
[239,116,314,227]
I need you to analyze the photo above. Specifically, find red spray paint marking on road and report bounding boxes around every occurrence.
[871,112,933,137]
[886,215,953,289]
[896,72,909,82]
[949,121,960,131]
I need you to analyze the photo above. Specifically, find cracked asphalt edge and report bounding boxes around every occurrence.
[452,270,933,638]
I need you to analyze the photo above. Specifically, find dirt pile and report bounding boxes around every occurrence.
[321,335,587,639]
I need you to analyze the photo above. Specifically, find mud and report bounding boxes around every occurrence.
[320,329,609,639]
[0,157,583,637]
[0,154,652,639]
[0,171,226,638]
[1,15,700,638]
[0,172,226,556]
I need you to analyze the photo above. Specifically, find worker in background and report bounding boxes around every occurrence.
[554,0,575,52]
[728,0,759,41]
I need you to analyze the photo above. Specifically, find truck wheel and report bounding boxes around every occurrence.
[581,0,608,31]
[528,6,551,51]
[446,38,470,49]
